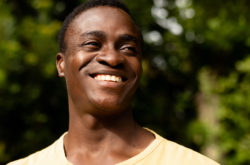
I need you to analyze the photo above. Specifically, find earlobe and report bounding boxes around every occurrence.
[56,53,65,77]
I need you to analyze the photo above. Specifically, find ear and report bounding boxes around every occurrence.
[56,52,65,77]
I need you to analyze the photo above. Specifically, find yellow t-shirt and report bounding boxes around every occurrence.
[7,130,220,165]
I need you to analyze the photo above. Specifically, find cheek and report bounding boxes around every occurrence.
[63,53,87,90]
[65,51,92,72]
[129,58,142,78]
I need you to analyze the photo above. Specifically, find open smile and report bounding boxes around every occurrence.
[89,71,128,83]
[94,74,122,82]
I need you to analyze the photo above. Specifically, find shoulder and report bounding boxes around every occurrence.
[159,139,219,165]
[7,147,50,165]
[7,133,68,165]
[142,129,220,165]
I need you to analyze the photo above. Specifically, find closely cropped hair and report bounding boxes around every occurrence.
[58,0,139,53]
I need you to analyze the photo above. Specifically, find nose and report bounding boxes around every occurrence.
[95,47,125,68]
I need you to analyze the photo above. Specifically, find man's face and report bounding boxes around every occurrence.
[56,6,142,115]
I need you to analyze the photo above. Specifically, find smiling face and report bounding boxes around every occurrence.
[56,6,142,116]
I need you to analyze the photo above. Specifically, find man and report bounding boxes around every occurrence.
[8,0,219,164]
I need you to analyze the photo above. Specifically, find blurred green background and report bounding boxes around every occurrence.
[0,0,250,164]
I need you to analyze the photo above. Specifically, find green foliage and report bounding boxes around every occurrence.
[214,56,250,165]
[0,0,250,164]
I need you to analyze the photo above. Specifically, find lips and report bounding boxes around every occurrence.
[89,70,128,83]
[94,74,122,82]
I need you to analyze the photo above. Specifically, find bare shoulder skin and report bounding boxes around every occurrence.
[56,6,154,165]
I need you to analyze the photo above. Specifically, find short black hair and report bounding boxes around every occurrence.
[58,0,140,53]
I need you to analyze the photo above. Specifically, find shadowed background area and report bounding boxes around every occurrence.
[0,0,250,164]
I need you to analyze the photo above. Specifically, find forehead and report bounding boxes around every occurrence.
[66,6,140,40]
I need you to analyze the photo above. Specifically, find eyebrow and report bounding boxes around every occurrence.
[80,30,139,45]
[118,34,139,44]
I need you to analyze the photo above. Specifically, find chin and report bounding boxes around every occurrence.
[91,97,131,117]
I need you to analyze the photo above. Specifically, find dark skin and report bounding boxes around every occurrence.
[56,6,154,165]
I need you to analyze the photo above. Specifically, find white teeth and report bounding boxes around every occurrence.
[94,74,122,82]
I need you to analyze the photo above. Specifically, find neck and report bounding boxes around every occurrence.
[63,103,155,165]
[66,107,138,146]
[65,107,140,153]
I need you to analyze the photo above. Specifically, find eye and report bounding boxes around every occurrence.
[85,41,100,46]
[120,45,138,55]
[80,41,101,51]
